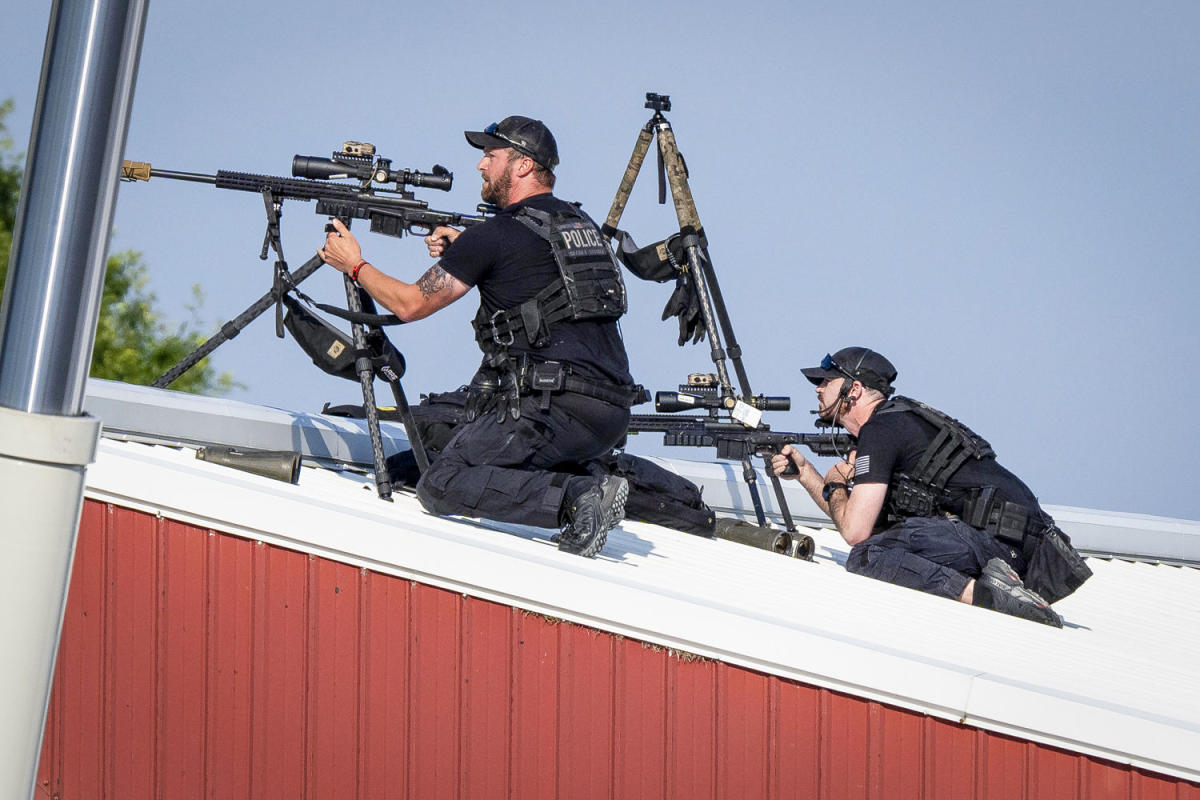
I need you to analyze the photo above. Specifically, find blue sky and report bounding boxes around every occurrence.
[5,1,1199,520]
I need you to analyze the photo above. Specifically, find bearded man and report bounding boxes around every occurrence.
[320,116,639,557]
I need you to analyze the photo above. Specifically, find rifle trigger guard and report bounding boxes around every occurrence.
[489,309,515,346]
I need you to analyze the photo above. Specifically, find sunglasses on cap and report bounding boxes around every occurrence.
[821,353,850,376]
[484,122,533,157]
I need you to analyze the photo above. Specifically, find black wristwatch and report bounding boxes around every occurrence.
[822,481,851,502]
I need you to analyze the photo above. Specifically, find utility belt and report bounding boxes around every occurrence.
[516,357,646,410]
[466,356,646,423]
[960,486,1045,547]
[893,476,1091,604]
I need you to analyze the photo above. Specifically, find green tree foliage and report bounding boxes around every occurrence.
[90,251,236,393]
[0,98,19,288]
[0,99,234,394]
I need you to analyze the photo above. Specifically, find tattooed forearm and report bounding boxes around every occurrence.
[416,265,452,299]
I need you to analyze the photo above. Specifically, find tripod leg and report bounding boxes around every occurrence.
[602,126,655,238]
[655,126,702,232]
[765,469,798,533]
[658,124,757,399]
[382,374,430,474]
[152,253,326,389]
[695,247,755,397]
[656,125,739,398]
[343,277,392,500]
[741,458,769,527]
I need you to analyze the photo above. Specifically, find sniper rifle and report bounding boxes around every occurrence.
[626,414,855,463]
[627,374,855,540]
[120,141,492,501]
[122,141,492,241]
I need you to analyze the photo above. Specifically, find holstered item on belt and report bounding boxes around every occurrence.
[529,360,566,410]
[990,501,1030,547]
[963,486,995,529]
[514,356,646,409]
[961,487,1034,547]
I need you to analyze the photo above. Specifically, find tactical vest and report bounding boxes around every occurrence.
[872,396,995,519]
[472,204,626,355]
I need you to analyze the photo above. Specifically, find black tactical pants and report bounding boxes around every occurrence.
[414,391,630,529]
[845,517,1024,600]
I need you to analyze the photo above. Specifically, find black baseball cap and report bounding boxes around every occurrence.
[801,347,897,394]
[464,116,559,171]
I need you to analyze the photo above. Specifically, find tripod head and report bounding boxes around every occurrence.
[645,92,671,113]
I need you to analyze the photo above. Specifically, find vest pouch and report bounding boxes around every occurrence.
[516,206,627,322]
[551,216,627,318]
[890,475,939,517]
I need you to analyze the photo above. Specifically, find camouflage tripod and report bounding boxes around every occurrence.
[603,93,809,544]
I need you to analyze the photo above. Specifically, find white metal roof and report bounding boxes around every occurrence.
[81,380,1200,782]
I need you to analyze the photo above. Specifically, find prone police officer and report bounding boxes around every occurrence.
[770,347,1091,626]
[319,116,640,558]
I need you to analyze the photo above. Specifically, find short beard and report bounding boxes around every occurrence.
[481,163,514,206]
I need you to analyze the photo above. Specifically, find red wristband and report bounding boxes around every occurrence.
[350,260,368,282]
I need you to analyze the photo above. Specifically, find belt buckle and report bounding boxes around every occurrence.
[489,309,515,346]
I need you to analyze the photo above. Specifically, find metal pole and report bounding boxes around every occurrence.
[0,0,149,796]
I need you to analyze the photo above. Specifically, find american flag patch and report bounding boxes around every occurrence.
[854,454,871,477]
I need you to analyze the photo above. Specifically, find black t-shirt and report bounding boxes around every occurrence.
[853,399,1042,518]
[438,193,633,386]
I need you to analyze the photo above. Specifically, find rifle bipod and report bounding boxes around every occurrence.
[605,93,805,536]
[149,199,429,501]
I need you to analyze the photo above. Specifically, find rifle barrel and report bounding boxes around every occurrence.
[150,168,216,184]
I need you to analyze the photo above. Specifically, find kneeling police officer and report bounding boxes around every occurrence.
[770,347,1091,626]
[319,116,640,557]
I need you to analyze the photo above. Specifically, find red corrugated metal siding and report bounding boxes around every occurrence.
[35,500,1200,800]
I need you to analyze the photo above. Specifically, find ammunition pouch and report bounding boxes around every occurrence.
[988,501,1033,547]
[889,475,940,518]
[958,487,1041,547]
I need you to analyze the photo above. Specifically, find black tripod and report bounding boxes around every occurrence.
[605,93,805,536]
[151,188,428,500]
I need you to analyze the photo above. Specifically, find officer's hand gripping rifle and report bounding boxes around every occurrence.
[627,374,854,555]
[120,141,491,500]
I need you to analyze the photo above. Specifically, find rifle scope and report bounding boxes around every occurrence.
[292,155,454,192]
[655,391,790,413]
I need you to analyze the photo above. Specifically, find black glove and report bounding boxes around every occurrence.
[464,370,499,422]
[661,272,705,346]
[495,372,522,423]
